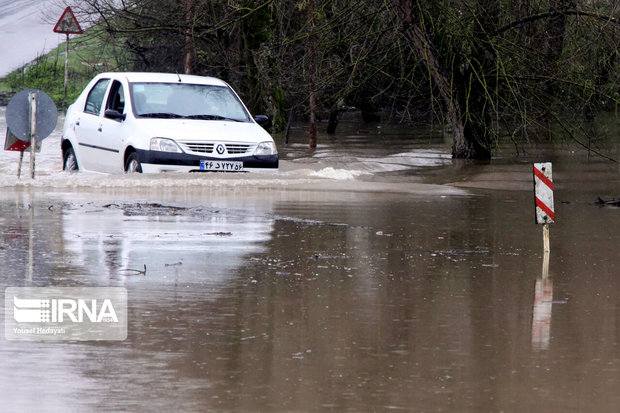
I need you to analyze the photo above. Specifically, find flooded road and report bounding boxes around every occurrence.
[1,110,620,411]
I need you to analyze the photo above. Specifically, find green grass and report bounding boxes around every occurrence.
[0,28,128,109]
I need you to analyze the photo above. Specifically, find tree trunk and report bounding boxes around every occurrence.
[538,0,572,132]
[394,1,469,157]
[542,0,573,96]
[308,0,317,148]
[184,0,195,74]
[327,103,339,134]
[395,0,495,159]
[514,0,535,40]
[309,90,317,148]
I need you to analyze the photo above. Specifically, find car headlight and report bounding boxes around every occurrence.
[253,141,277,156]
[150,137,183,153]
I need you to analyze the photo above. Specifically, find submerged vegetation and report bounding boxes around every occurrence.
[4,0,620,160]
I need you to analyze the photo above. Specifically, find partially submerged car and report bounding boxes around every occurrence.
[61,72,278,173]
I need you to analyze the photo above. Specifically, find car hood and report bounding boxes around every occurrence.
[137,119,273,143]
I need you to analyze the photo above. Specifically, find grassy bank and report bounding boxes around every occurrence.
[0,28,126,109]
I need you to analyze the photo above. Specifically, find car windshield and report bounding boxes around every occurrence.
[129,82,251,122]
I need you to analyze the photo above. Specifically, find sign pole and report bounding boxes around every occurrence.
[64,33,69,100]
[542,226,550,279]
[5,89,58,178]
[53,6,83,101]
[17,151,24,178]
[29,92,36,179]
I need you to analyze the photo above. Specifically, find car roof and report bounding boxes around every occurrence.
[97,72,228,86]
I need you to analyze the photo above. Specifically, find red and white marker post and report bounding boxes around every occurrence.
[532,162,554,349]
[533,162,554,257]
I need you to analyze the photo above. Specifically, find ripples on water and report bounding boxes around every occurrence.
[0,107,454,190]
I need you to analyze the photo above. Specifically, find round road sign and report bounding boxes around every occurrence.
[6,89,58,143]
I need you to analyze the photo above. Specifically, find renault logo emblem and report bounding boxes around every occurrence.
[216,144,226,155]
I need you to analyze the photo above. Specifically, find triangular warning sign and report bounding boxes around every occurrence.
[53,6,83,34]
[4,129,28,151]
[4,129,40,152]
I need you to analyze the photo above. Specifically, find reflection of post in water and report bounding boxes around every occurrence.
[531,250,552,350]
[28,202,34,283]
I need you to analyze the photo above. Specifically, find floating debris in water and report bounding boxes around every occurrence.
[164,261,183,267]
[431,248,490,256]
[375,231,393,236]
[120,264,147,276]
[593,197,620,207]
[292,349,312,359]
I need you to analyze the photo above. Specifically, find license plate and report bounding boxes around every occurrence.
[200,160,244,172]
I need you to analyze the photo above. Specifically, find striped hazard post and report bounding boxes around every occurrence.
[533,162,554,255]
[533,163,554,224]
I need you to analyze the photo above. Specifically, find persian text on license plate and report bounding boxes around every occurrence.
[200,160,244,172]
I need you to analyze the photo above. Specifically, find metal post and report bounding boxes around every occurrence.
[64,33,69,100]
[17,151,24,178]
[28,202,34,282]
[29,92,36,179]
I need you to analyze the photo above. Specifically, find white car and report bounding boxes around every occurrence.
[61,72,278,173]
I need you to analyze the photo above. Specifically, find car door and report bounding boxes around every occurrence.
[98,80,129,173]
[74,78,111,172]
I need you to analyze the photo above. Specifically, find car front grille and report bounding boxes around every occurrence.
[178,141,254,155]
[181,142,215,154]
[225,144,251,154]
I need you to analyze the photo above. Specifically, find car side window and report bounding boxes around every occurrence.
[105,80,125,114]
[84,79,110,115]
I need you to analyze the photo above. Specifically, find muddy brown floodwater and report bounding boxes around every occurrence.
[1,118,620,412]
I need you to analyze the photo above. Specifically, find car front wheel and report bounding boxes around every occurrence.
[125,152,143,173]
[63,146,78,171]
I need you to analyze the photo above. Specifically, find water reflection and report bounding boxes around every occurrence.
[532,245,553,351]
[532,275,553,351]
[61,202,274,286]
[0,153,620,411]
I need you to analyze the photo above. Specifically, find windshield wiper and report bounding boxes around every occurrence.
[184,114,243,122]
[138,112,184,118]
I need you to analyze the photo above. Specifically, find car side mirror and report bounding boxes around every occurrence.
[254,115,270,128]
[105,109,126,121]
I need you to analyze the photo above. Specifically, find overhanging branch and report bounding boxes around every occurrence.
[494,9,619,36]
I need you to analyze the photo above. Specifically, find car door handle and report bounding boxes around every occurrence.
[75,120,80,126]
[98,126,103,132]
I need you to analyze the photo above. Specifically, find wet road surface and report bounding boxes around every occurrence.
[0,0,62,76]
